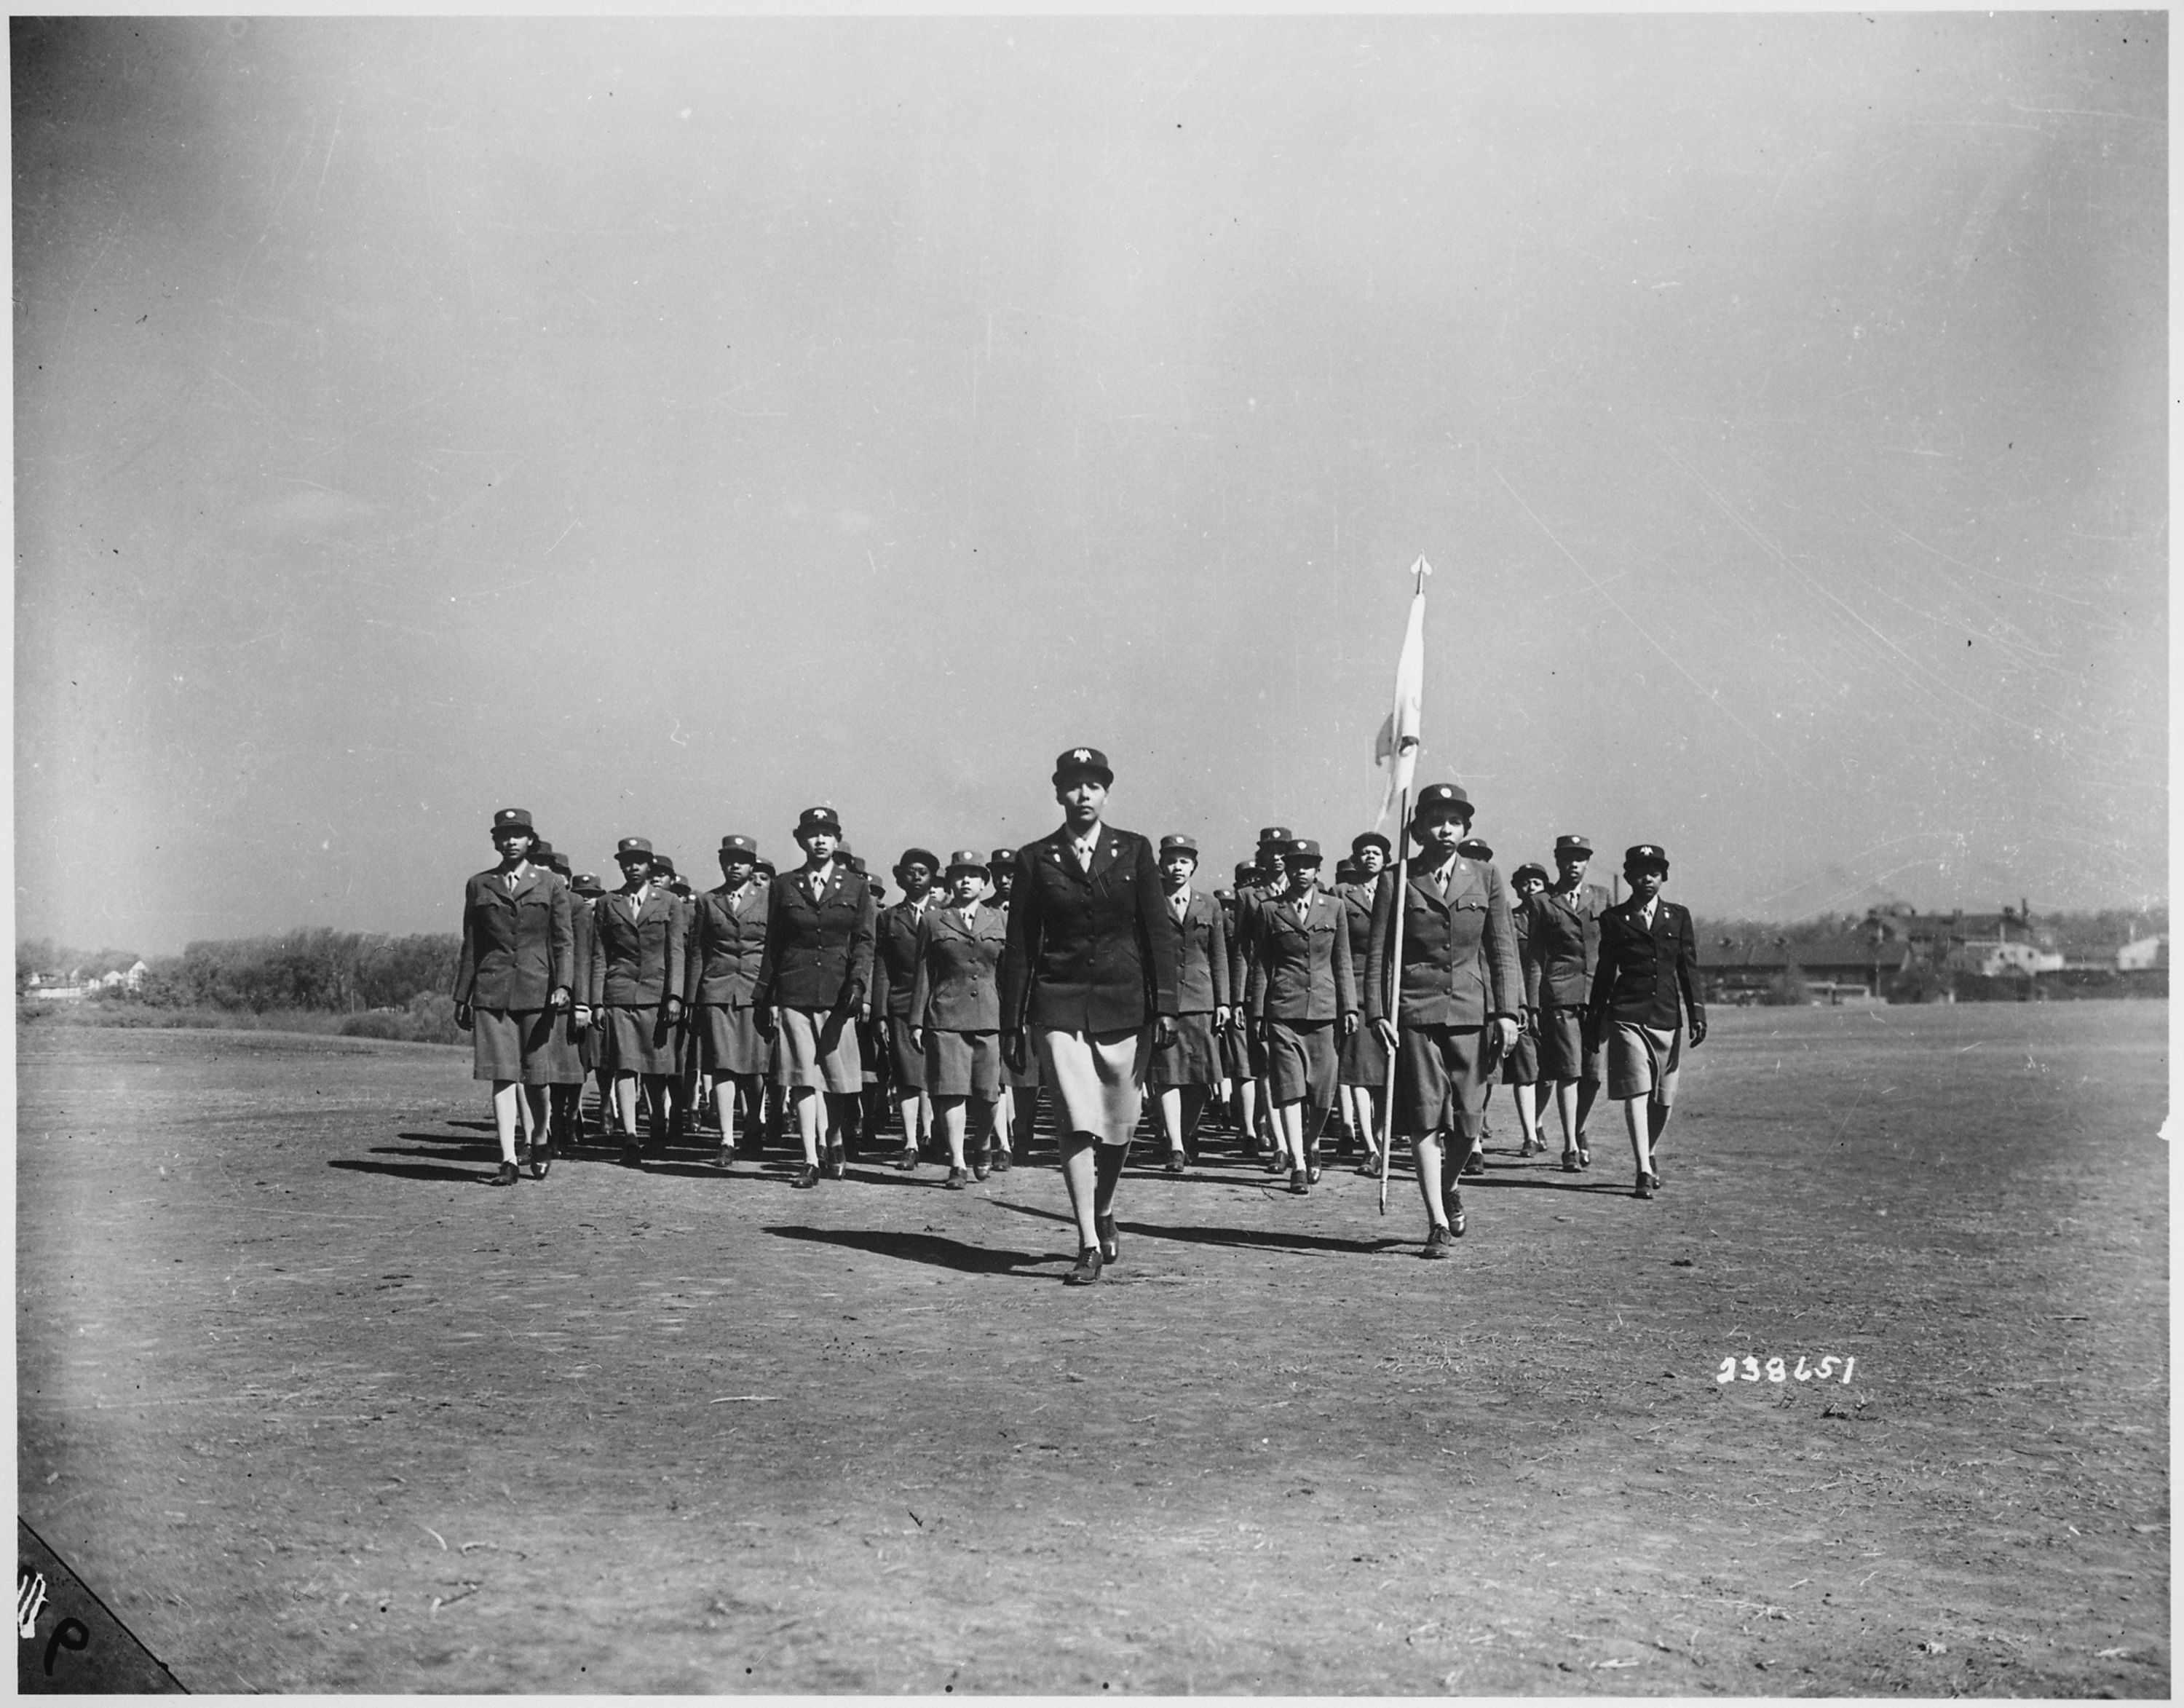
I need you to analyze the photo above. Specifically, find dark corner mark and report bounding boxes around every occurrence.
[17,1519,186,1693]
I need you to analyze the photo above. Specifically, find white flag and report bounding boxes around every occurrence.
[1374,560,1429,829]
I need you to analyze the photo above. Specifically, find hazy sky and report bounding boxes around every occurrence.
[15,14,2166,954]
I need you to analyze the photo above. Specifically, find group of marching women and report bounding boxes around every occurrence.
[452,748,1705,1273]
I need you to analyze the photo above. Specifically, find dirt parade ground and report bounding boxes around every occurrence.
[15,1001,2169,1694]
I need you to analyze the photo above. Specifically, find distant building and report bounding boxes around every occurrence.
[1701,932,1902,1004]
[1952,938,2065,978]
[2116,934,2167,972]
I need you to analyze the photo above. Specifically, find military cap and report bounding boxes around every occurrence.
[795,807,842,839]
[989,847,1018,870]
[845,855,869,874]
[1457,837,1492,863]
[895,847,941,874]
[529,838,555,862]
[719,834,758,857]
[753,858,777,877]
[547,853,572,877]
[614,836,654,860]
[1410,783,1474,825]
[1511,862,1551,889]
[571,872,604,897]
[1623,843,1671,873]
[1334,859,1358,884]
[944,847,989,877]
[1351,831,1392,857]
[1257,824,1294,846]
[1284,838,1324,864]
[491,806,536,834]
[1158,834,1200,862]
[650,853,678,878]
[1233,861,1257,882]
[1053,746,1114,786]
[1554,834,1593,859]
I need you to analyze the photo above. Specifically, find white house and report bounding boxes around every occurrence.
[2117,934,2167,971]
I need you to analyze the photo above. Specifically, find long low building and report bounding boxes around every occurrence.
[1699,936,1902,1004]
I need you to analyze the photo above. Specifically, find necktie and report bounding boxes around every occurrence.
[809,872,826,904]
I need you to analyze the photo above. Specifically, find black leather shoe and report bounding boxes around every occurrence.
[1634,1173,1655,1201]
[1064,1246,1103,1286]
[894,1146,919,1173]
[1289,1167,1310,1196]
[1460,1149,1486,1177]
[945,1167,968,1190]
[1447,1190,1467,1237]
[1165,1150,1187,1176]
[1096,1213,1119,1262]
[1421,1223,1454,1260]
[529,1142,551,1181]
[714,1146,735,1171]
[791,1164,820,1190]
[491,1161,520,1187]
[824,1147,846,1181]
[1561,1150,1581,1174]
[619,1142,643,1169]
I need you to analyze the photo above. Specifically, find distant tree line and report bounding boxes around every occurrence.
[132,930,461,1013]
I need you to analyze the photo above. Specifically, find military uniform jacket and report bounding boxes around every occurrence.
[869,898,935,1021]
[454,864,575,1011]
[909,903,1008,1032]
[1524,882,1612,1009]
[1337,875,1382,1000]
[1158,889,1230,1014]
[569,890,596,1011]
[1588,897,1703,1030]
[683,882,770,1008]
[999,824,1179,1035]
[1363,855,1522,1029]
[753,863,878,1013]
[588,885,687,1009]
[1225,879,1282,1009]
[1246,886,1358,1022]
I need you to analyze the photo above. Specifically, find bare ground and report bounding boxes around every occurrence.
[15,1002,2169,1693]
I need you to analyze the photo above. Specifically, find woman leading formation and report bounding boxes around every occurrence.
[453,807,576,1186]
[999,748,1180,1285]
[1364,783,1523,1257]
[752,807,879,1189]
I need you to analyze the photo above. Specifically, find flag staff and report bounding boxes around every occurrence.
[1376,556,1431,1216]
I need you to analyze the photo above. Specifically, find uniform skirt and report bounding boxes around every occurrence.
[693,1003,765,1076]
[539,1008,588,1085]
[1034,1026,1149,1144]
[1536,1006,1602,1083]
[775,1005,863,1094]
[884,1016,927,1091]
[1606,1021,1682,1103]
[1337,1015,1389,1087]
[925,1029,1002,1099]
[1149,1011,1220,1088]
[597,1005,681,1076]
[1265,1017,1339,1114]
[1218,1022,1249,1083]
[470,1008,559,1083]
[1500,1027,1540,1086]
[1390,1023,1494,1141]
